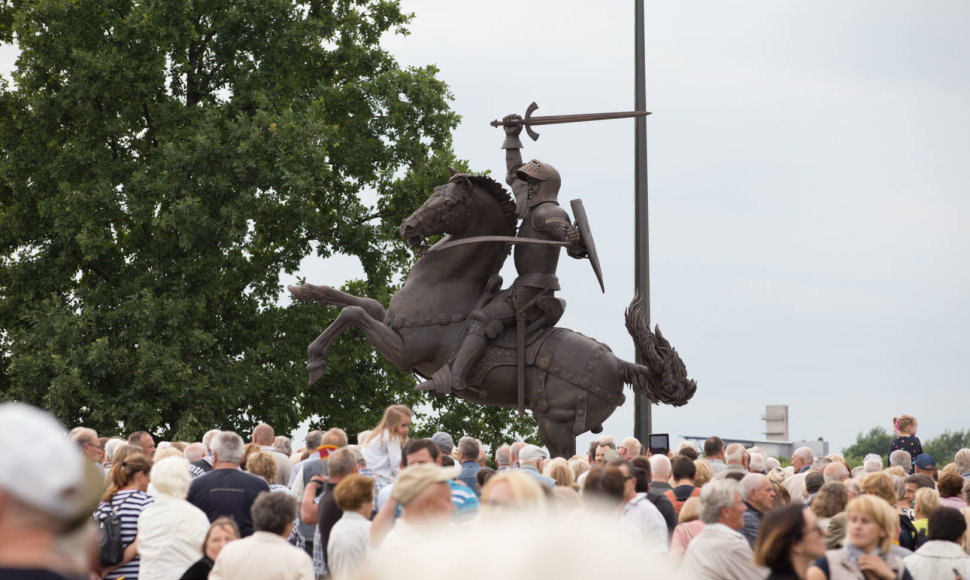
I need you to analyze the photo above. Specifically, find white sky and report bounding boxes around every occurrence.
[4,1,968,455]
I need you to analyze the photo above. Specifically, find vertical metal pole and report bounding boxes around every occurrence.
[633,0,652,445]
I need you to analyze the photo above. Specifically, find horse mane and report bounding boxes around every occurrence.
[449,173,518,238]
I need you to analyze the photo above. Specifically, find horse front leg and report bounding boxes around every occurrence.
[288,283,386,322]
[306,305,406,385]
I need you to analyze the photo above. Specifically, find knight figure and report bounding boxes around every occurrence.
[417,114,589,394]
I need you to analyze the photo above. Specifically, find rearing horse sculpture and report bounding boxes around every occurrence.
[289,173,695,457]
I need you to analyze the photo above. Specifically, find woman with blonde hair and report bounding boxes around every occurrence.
[246,450,288,492]
[478,470,547,519]
[693,458,713,488]
[543,456,575,489]
[93,453,155,580]
[669,496,704,563]
[912,487,940,539]
[361,404,412,484]
[807,495,912,580]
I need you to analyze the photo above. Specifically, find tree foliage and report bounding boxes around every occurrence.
[923,429,970,465]
[0,0,541,446]
[842,426,970,467]
[842,426,892,467]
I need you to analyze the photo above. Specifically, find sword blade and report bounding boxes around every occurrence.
[525,110,651,127]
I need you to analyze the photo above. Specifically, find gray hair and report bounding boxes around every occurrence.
[273,436,292,457]
[328,447,357,478]
[495,444,511,467]
[201,429,221,451]
[823,461,850,483]
[151,457,193,499]
[210,431,244,464]
[740,473,768,502]
[812,457,833,470]
[724,443,745,463]
[104,438,125,462]
[510,441,526,461]
[458,436,480,461]
[748,453,766,473]
[184,442,206,462]
[305,430,323,449]
[699,479,740,524]
[765,457,781,472]
[863,453,883,473]
[793,446,815,464]
[889,450,912,471]
[252,491,298,535]
[346,445,366,467]
[953,448,970,473]
[69,426,98,446]
[650,454,671,479]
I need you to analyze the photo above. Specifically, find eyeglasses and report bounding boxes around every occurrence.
[804,524,825,536]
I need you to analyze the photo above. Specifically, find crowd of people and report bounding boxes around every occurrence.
[3,404,970,580]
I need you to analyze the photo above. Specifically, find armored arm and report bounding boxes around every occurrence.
[534,206,587,258]
[502,114,525,185]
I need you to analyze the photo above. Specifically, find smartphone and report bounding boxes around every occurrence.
[648,433,669,456]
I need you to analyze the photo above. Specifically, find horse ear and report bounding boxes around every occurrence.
[447,166,459,176]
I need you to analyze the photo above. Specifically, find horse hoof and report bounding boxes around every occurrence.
[307,361,328,384]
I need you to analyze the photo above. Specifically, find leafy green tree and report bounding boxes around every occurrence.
[0,0,540,446]
[842,426,892,467]
[923,429,970,465]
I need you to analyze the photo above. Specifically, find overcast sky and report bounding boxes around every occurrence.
[4,1,968,455]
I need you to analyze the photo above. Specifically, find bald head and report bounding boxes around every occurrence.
[252,423,275,445]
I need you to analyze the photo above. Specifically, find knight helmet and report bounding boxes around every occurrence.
[516,159,561,207]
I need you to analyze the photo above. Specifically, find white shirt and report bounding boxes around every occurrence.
[211,531,314,580]
[620,493,669,553]
[327,511,372,580]
[678,523,767,580]
[137,494,210,580]
[361,431,403,481]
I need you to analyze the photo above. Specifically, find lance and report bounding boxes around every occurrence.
[490,101,651,141]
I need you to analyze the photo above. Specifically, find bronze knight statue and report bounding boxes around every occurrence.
[289,111,696,458]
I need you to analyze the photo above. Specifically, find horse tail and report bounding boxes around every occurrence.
[619,291,696,407]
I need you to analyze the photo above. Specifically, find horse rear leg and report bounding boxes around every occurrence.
[306,306,406,385]
[288,283,386,322]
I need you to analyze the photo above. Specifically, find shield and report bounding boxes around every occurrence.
[569,199,605,293]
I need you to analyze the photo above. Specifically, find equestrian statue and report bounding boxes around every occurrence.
[289,110,696,458]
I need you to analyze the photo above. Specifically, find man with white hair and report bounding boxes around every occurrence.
[822,461,850,483]
[782,446,816,503]
[70,426,105,477]
[889,449,913,473]
[183,441,207,463]
[519,445,556,488]
[678,479,766,580]
[715,443,748,480]
[953,448,970,481]
[862,453,883,473]
[648,455,674,493]
[739,474,775,547]
[747,453,765,474]
[0,403,101,579]
[509,441,527,469]
[495,444,512,472]
[791,446,815,474]
[618,437,642,459]
[456,436,482,495]
[189,428,221,477]
[187,431,270,536]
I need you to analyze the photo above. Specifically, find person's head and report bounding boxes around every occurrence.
[748,453,766,473]
[273,436,291,456]
[889,449,912,472]
[844,495,897,555]
[904,473,936,505]
[305,429,324,450]
[70,427,103,463]
[811,482,848,518]
[327,447,358,480]
[928,506,967,543]
[128,430,156,458]
[251,422,275,445]
[704,436,724,459]
[150,457,193,499]
[582,465,626,506]
[679,496,701,523]
[594,444,611,466]
[368,404,412,442]
[251,491,298,536]
[509,441,526,465]
[203,517,240,560]
[210,431,245,465]
[938,473,964,499]
[805,471,825,496]
[671,455,696,483]
[649,454,671,482]
[333,473,375,513]
[542,457,575,489]
[617,437,641,459]
[677,441,700,461]
[104,438,125,464]
[245,451,279,485]
[183,442,206,462]
[519,445,547,471]
[954,448,970,474]
[823,461,850,483]
[495,444,511,467]
[479,471,547,516]
[516,159,561,208]
[792,447,814,472]
[859,472,897,506]
[693,459,713,487]
[569,456,591,480]
[893,415,917,436]
[913,487,941,520]
[753,505,827,572]
[321,427,349,449]
[103,452,152,501]
[457,436,480,464]
[201,429,221,452]
[393,464,460,520]
[741,474,775,512]
[239,442,261,469]
[403,438,441,467]
[724,443,745,465]
[699,479,746,530]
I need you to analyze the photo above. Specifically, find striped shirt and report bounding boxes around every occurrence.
[94,489,155,580]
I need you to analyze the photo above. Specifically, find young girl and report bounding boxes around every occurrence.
[889,415,923,466]
[360,404,412,484]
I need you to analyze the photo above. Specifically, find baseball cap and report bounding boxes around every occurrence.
[0,402,102,523]
[431,431,454,455]
[392,463,461,506]
[914,454,936,470]
[519,444,548,462]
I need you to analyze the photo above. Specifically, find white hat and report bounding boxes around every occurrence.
[519,444,548,462]
[0,402,96,520]
[392,463,461,506]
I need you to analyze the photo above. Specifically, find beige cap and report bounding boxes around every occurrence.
[392,463,461,506]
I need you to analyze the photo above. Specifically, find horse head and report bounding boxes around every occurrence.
[399,173,517,251]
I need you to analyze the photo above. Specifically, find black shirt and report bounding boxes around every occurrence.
[186,468,270,537]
